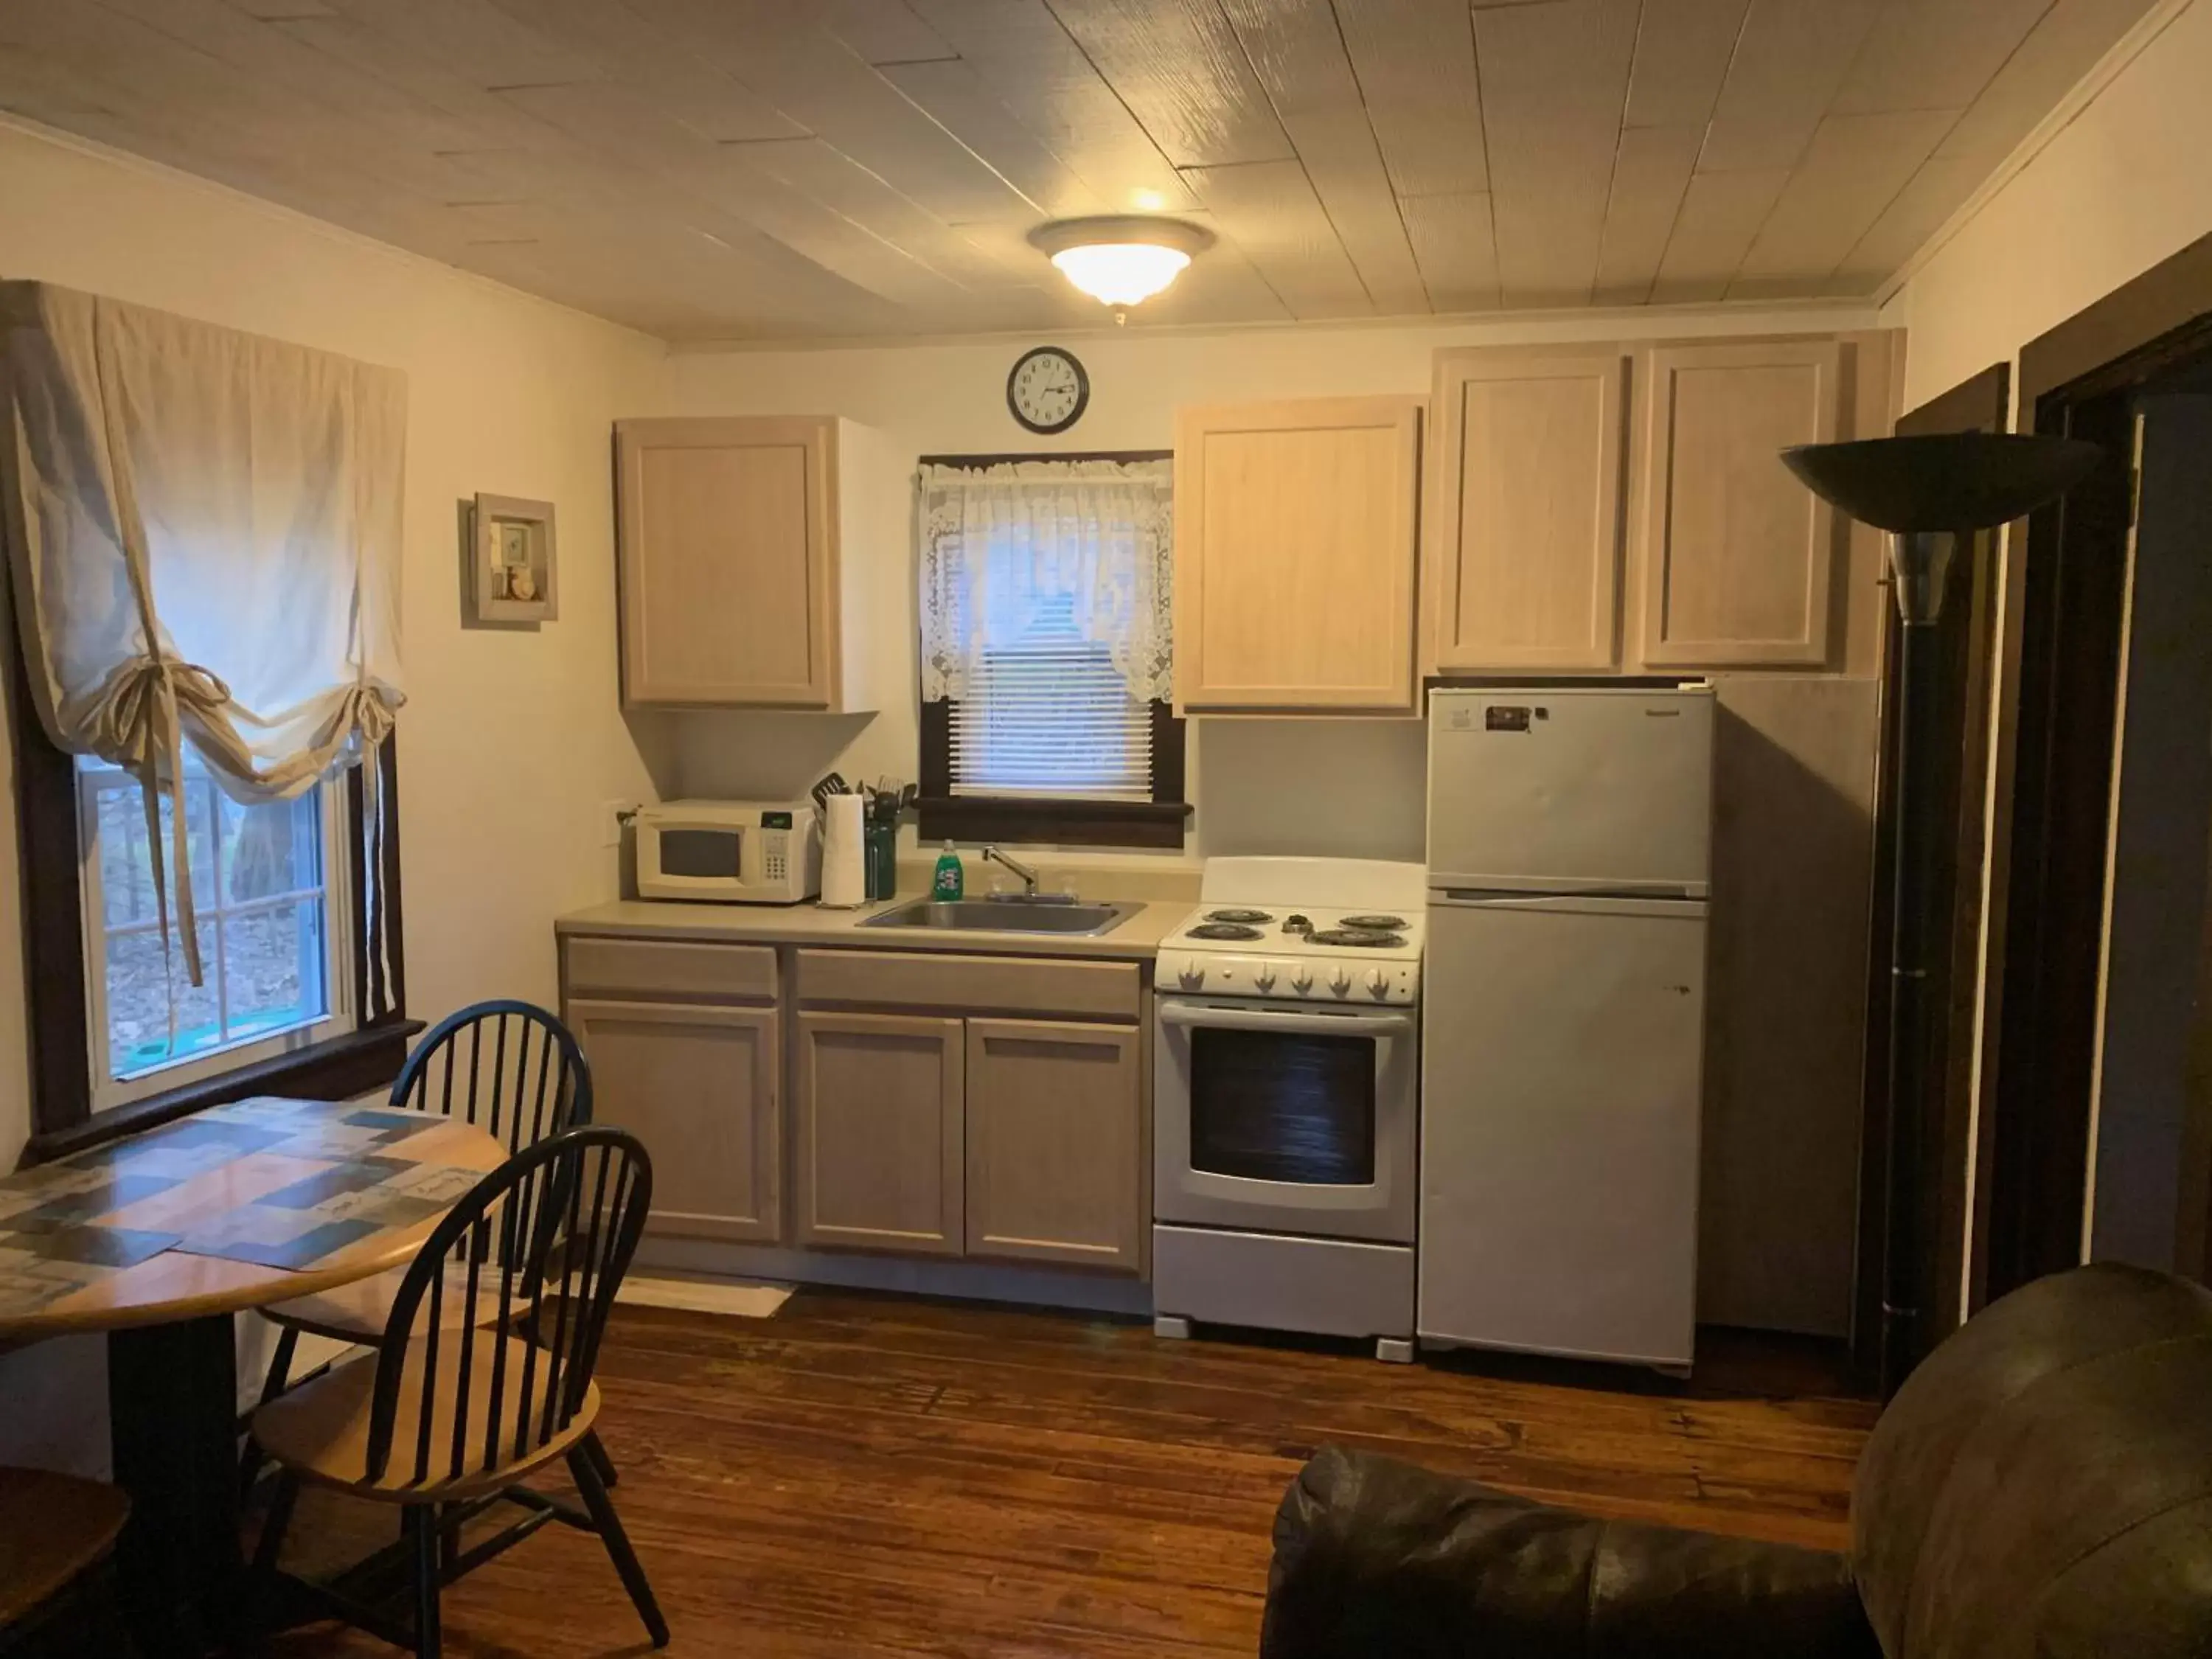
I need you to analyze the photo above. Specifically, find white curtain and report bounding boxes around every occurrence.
[917,458,1174,702]
[0,280,406,991]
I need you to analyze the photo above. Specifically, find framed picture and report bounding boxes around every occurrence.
[470,493,558,623]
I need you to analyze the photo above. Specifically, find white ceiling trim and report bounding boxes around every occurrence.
[1874,0,2197,307]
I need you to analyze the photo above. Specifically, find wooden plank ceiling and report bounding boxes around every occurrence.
[0,0,2158,341]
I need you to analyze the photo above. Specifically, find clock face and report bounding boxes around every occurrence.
[1007,346,1088,434]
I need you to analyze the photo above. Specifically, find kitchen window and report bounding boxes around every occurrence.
[915,452,1188,849]
[1,279,415,1158]
[78,753,352,1114]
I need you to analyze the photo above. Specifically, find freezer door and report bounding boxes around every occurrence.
[1418,894,1706,1367]
[1427,687,1714,894]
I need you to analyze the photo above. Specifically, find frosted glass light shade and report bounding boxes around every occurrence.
[1048,243,1191,305]
[1028,216,1215,308]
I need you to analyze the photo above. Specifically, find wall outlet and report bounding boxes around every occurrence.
[599,799,632,849]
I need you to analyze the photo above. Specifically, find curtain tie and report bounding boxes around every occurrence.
[97,655,232,988]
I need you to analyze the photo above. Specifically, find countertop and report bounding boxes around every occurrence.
[555,896,1194,961]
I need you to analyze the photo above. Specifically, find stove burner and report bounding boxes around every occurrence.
[1189,923,1265,942]
[1310,928,1405,948]
[1203,908,1274,925]
[1340,914,1408,932]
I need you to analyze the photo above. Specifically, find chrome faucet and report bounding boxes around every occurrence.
[980,844,1040,897]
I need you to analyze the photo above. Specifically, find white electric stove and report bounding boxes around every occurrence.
[1152,858,1426,1363]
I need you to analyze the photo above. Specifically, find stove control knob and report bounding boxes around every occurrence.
[1329,964,1352,995]
[1290,964,1313,992]
[1366,967,1389,998]
[1254,963,1277,992]
[1178,959,1206,990]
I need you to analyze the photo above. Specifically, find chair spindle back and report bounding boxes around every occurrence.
[392,1000,591,1155]
[364,1126,650,1491]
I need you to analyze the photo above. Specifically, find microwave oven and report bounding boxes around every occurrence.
[634,799,821,904]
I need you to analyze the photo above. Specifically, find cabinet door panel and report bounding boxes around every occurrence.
[1176,397,1422,713]
[616,416,835,707]
[796,1012,964,1254]
[1637,342,1842,667]
[568,999,781,1243]
[964,1020,1144,1273]
[1430,349,1626,670]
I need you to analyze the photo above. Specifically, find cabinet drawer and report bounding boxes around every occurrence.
[563,936,779,1004]
[796,950,1141,1022]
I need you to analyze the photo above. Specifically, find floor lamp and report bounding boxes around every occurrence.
[1782,432,2101,1397]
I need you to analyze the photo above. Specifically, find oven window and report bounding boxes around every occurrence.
[1189,1028,1375,1185]
[660,829,739,879]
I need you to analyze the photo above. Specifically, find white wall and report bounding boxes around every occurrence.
[0,116,669,1470]
[658,302,1879,865]
[1886,0,2212,409]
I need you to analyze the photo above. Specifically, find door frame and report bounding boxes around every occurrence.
[1978,229,2212,1305]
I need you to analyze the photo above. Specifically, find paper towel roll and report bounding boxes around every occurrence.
[820,793,866,908]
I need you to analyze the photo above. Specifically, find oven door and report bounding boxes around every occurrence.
[637,818,748,901]
[1154,998,1417,1244]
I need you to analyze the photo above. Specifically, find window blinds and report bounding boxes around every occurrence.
[948,593,1152,799]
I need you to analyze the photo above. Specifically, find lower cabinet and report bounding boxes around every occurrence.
[568,998,782,1243]
[964,1020,1144,1272]
[794,1011,966,1255]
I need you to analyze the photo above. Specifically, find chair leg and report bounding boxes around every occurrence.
[237,1326,300,1499]
[568,1433,667,1648]
[582,1433,620,1489]
[406,1506,442,1659]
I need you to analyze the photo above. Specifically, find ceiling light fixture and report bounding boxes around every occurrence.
[1027,216,1214,310]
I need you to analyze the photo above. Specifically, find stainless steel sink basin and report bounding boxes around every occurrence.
[859,898,1140,936]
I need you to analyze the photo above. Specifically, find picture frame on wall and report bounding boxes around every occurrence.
[470,493,558,624]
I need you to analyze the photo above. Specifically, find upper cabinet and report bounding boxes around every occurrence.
[1635,340,1843,669]
[614,414,880,710]
[1427,347,1628,673]
[1420,331,1889,678]
[1175,396,1424,715]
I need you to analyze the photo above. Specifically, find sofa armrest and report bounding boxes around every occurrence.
[1262,1447,1878,1659]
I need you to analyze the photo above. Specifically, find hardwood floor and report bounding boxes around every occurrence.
[266,1289,1875,1658]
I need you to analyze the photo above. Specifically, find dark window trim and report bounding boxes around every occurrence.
[7,637,415,1165]
[915,449,1186,850]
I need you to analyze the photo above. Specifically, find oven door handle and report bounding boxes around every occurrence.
[1158,1004,1414,1037]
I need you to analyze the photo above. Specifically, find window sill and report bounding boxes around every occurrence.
[24,1018,425,1166]
[917,796,1191,851]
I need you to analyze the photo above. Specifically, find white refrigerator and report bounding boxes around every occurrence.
[1419,685,1714,1370]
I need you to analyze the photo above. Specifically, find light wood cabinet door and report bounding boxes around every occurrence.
[964,1020,1144,1274]
[1428,348,1627,672]
[794,1011,964,1255]
[567,999,782,1244]
[1175,396,1423,713]
[1635,341,1843,668]
[615,415,840,708]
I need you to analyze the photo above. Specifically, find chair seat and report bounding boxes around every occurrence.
[0,1467,130,1627]
[253,1335,600,1504]
[262,1260,535,1344]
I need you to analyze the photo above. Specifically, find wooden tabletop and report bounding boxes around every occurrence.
[0,1097,507,1339]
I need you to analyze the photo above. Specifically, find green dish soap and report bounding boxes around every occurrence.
[932,840,965,901]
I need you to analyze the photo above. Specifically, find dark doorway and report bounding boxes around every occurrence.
[1981,233,2212,1304]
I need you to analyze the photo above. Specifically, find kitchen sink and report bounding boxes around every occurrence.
[859,898,1140,936]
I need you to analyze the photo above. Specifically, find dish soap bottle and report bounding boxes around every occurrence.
[932,840,964,901]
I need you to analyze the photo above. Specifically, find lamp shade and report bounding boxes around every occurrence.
[1781,433,2103,533]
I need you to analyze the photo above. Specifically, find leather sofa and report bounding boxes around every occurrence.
[1260,1262,2212,1658]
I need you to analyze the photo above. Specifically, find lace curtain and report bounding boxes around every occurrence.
[917,458,1173,702]
[0,281,406,993]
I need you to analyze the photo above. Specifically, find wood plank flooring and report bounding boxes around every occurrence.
[267,1289,1875,1658]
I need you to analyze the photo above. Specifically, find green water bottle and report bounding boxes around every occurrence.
[932,840,964,900]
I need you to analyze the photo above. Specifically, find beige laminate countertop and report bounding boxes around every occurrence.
[555,896,1194,961]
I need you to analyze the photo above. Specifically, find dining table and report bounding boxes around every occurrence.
[0,1095,507,1656]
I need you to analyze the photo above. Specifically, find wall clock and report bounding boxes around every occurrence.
[1006,345,1089,435]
